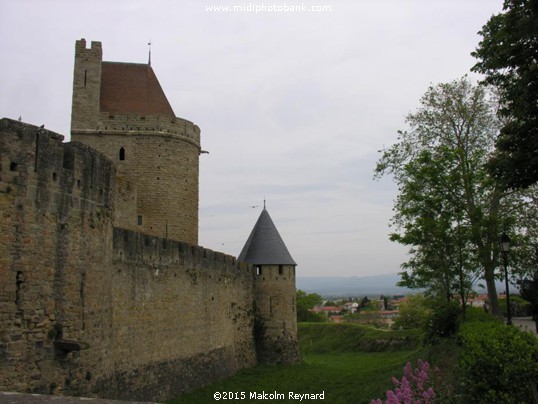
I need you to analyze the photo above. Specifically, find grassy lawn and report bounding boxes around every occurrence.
[167,323,422,404]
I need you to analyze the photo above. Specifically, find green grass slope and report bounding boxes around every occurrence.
[167,323,421,404]
[299,322,421,354]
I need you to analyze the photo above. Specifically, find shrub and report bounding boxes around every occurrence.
[458,321,538,403]
[463,305,499,323]
[301,310,327,322]
[423,300,460,343]
[498,295,532,317]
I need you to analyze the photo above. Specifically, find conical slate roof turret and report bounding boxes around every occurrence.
[238,206,296,266]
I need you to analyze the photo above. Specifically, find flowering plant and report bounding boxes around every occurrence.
[371,360,436,404]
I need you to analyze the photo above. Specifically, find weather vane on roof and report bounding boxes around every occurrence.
[148,40,152,66]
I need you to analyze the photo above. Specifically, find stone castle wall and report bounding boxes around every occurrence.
[0,119,257,401]
[95,228,256,400]
[0,118,115,395]
[72,128,200,244]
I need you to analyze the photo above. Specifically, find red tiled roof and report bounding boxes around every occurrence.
[322,306,341,312]
[311,306,342,313]
[100,62,175,117]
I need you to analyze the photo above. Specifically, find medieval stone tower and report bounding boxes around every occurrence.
[0,39,300,401]
[70,38,200,244]
[239,204,301,364]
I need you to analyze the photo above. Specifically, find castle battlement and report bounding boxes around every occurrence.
[75,38,102,53]
[85,113,201,147]
[0,118,115,211]
[112,227,250,272]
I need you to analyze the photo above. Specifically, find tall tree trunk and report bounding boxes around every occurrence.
[458,263,467,321]
[484,264,500,316]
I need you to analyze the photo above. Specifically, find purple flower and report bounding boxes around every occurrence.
[386,390,400,404]
[371,360,437,403]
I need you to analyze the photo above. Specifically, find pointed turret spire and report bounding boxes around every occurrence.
[238,206,296,265]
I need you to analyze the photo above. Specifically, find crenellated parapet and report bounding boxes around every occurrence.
[0,118,115,212]
[112,227,250,272]
[87,113,201,148]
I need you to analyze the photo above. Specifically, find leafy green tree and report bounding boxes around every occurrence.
[358,296,370,311]
[393,294,431,330]
[381,295,389,310]
[472,0,538,190]
[375,77,538,316]
[296,290,324,322]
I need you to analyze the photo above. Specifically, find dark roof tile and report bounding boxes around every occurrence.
[238,208,296,265]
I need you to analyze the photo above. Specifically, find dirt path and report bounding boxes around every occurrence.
[0,392,159,404]
[512,316,538,336]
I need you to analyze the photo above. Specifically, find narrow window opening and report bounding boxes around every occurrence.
[10,162,18,171]
[84,70,87,87]
[52,172,57,182]
[137,215,143,225]
[256,266,262,276]
[80,272,86,330]
[16,271,23,311]
[119,147,125,161]
[279,265,284,275]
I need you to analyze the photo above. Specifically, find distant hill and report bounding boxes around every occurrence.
[296,274,512,299]
[296,274,413,298]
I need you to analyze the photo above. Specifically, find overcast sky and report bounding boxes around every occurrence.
[1,0,503,277]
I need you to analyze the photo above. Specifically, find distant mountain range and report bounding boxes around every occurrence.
[296,273,511,298]
[296,274,412,298]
